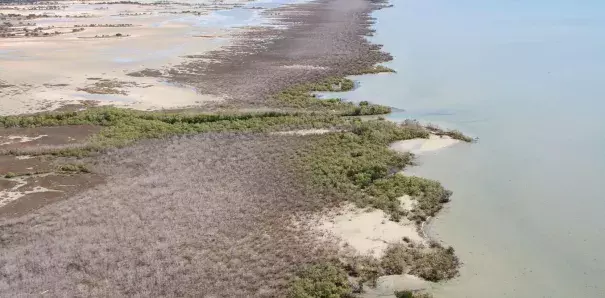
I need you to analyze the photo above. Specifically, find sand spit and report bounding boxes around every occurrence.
[390,134,461,155]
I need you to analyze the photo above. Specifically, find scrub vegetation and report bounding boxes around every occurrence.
[0,104,469,297]
[0,108,348,156]
[294,120,458,222]
[0,116,468,297]
[272,77,392,115]
[351,65,396,75]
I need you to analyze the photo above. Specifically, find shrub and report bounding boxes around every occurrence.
[271,77,390,115]
[57,163,91,173]
[408,245,460,282]
[395,291,414,298]
[343,255,383,287]
[288,263,351,298]
[381,243,408,275]
[294,120,433,218]
[395,291,433,298]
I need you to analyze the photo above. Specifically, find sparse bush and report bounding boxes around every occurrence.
[57,163,90,173]
[343,255,383,287]
[4,172,16,178]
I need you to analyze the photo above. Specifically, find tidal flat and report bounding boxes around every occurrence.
[0,1,471,297]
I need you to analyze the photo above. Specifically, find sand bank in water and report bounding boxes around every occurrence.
[389,134,460,155]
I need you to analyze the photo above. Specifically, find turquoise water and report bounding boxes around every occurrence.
[341,1,605,297]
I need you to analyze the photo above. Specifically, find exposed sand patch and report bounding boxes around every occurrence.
[15,156,34,160]
[0,135,48,146]
[390,134,460,155]
[281,64,328,70]
[0,175,62,208]
[399,194,417,212]
[317,203,424,258]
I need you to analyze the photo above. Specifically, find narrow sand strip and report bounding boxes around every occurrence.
[272,129,335,136]
[0,135,48,146]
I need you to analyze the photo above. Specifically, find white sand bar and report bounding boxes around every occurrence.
[390,134,460,155]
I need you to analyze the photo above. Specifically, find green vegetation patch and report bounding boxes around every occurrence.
[285,120,464,296]
[294,120,453,221]
[350,65,396,75]
[0,107,351,156]
[272,77,391,115]
[288,263,352,298]
[382,243,459,282]
[395,290,433,298]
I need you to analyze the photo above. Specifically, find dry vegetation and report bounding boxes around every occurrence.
[0,133,339,297]
[0,115,469,297]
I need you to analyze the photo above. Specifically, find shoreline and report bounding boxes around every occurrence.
[0,0,469,297]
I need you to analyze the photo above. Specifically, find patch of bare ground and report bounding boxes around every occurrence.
[0,125,100,151]
[0,133,339,297]
[0,125,103,216]
[132,0,393,107]
[0,173,103,218]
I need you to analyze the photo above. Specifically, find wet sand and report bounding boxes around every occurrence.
[0,0,259,114]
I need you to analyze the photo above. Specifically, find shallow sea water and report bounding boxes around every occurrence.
[336,1,605,297]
